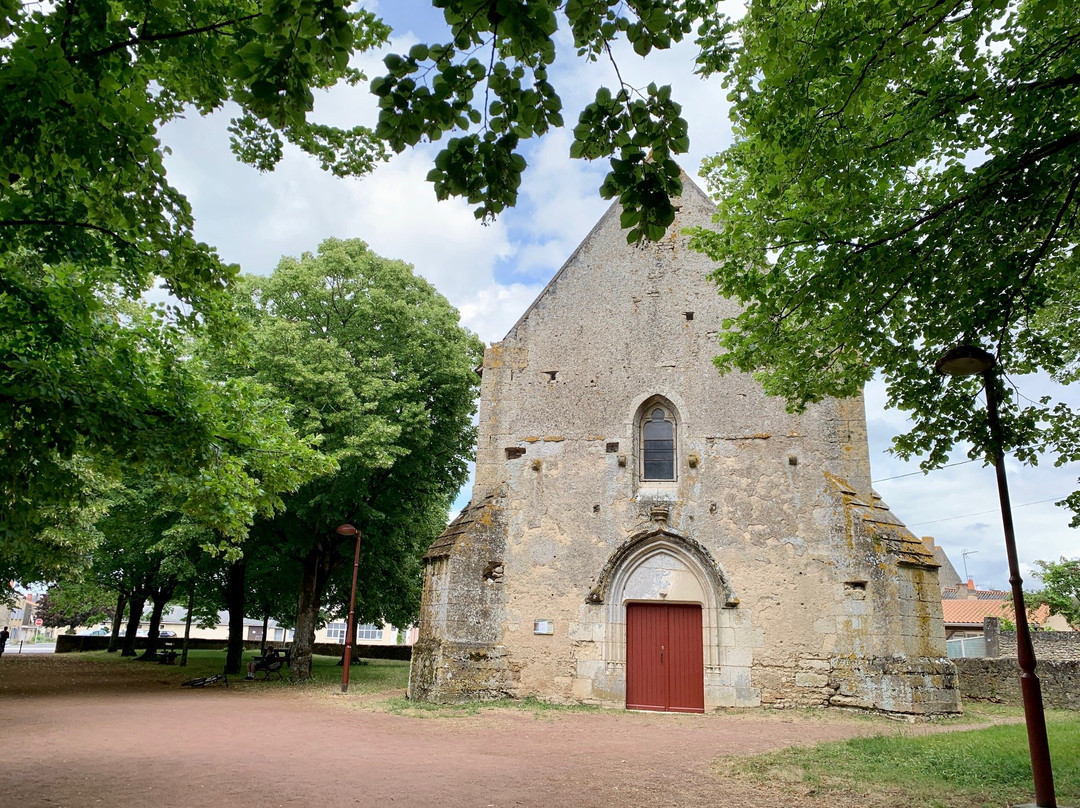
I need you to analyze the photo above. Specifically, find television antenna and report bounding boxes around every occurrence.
[961,549,979,581]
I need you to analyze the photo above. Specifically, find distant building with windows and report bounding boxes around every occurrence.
[408,175,958,717]
[2,590,54,643]
[79,607,413,647]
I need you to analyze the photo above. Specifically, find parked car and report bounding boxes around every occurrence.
[158,630,178,639]
[80,628,109,636]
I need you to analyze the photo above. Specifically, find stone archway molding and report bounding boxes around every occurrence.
[586,526,739,608]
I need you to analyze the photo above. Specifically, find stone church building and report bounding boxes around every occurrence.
[409,177,960,716]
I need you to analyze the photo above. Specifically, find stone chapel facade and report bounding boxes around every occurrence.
[408,177,960,716]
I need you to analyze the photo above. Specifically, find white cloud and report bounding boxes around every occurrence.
[457,283,547,345]
[335,149,515,307]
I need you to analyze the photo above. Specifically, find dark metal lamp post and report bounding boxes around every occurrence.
[336,523,361,694]
[935,345,1057,808]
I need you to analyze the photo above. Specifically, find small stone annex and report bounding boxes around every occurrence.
[408,175,961,716]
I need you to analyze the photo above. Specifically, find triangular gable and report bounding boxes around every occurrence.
[501,170,717,342]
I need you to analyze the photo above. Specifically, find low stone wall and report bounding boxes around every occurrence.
[56,634,411,661]
[953,658,1080,710]
[55,635,250,653]
[998,631,1080,662]
[983,616,1080,662]
[311,642,411,661]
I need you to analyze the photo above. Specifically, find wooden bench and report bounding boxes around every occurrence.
[157,643,180,665]
[252,649,291,680]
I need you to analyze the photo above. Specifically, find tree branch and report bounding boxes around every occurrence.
[0,218,138,247]
[849,129,1080,255]
[997,168,1080,348]
[74,14,260,62]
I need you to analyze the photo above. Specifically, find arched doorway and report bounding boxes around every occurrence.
[588,528,736,713]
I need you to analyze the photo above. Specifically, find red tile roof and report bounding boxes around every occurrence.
[942,585,1010,600]
[942,599,1051,627]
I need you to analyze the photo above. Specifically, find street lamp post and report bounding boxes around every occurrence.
[336,523,361,694]
[935,345,1057,808]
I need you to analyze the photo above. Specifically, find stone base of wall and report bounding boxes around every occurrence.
[758,655,961,716]
[756,656,836,709]
[953,658,1080,710]
[831,656,961,716]
[408,638,516,702]
[408,643,965,716]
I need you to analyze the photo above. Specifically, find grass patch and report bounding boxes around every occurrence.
[726,711,1080,807]
[67,649,410,693]
[381,695,603,718]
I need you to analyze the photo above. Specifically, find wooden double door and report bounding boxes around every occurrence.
[625,602,705,713]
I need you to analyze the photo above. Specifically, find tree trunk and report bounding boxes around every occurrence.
[181,585,194,667]
[121,590,147,657]
[292,547,333,681]
[225,559,246,675]
[260,613,269,656]
[139,580,176,660]
[107,590,126,654]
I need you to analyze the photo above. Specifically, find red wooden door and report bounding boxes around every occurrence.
[625,603,704,713]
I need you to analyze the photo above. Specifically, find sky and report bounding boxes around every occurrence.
[159,1,1078,592]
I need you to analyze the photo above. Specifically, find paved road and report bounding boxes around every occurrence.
[5,641,55,654]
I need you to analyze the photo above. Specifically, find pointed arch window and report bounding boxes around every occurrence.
[641,405,677,481]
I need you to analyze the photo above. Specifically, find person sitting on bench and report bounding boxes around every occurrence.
[245,645,282,680]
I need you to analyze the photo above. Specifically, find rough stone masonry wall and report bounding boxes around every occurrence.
[408,495,516,703]
[951,617,1080,711]
[999,631,1080,662]
[984,616,1080,662]
[953,658,1080,710]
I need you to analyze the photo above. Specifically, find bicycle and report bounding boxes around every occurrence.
[180,671,229,688]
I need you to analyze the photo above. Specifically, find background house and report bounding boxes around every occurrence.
[79,607,413,647]
[941,576,1073,658]
[2,591,54,643]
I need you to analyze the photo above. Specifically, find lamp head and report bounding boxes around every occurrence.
[935,345,995,377]
[335,524,358,536]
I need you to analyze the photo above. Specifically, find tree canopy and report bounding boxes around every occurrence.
[2,0,388,291]
[370,0,721,243]
[0,286,330,583]
[1027,557,1080,627]
[35,581,115,633]
[1,0,385,581]
[219,238,483,677]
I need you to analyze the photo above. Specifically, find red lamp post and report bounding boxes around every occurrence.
[336,523,361,694]
[936,345,1056,807]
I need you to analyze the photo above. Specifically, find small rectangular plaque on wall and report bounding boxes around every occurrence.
[533,619,554,635]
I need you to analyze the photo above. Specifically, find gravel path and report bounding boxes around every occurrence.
[0,654,973,808]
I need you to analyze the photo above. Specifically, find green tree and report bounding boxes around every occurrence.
[688,0,1080,507]
[1027,557,1080,627]
[220,238,483,679]
[1,290,330,582]
[35,582,115,633]
[2,0,388,278]
[1,0,388,579]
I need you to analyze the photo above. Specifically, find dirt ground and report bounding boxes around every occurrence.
[0,655,985,808]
